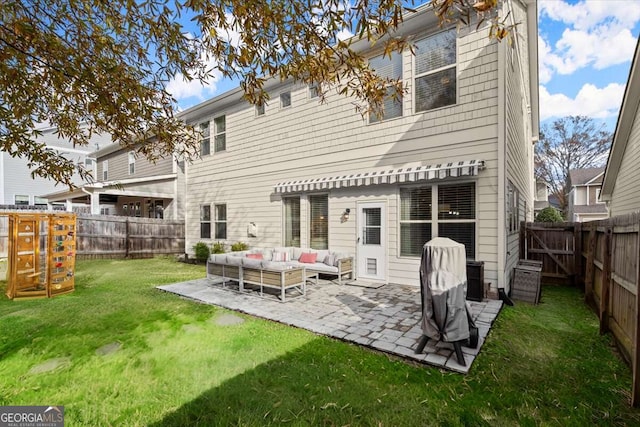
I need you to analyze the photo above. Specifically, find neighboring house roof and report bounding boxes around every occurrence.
[602,38,640,200]
[573,204,608,214]
[569,167,604,187]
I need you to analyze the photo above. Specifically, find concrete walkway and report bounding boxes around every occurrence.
[157,278,503,374]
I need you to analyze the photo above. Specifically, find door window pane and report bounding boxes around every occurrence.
[362,208,381,245]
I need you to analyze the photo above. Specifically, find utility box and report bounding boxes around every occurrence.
[466,261,485,302]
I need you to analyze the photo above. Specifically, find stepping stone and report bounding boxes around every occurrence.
[212,313,245,326]
[95,342,122,356]
[28,357,70,375]
[182,324,202,333]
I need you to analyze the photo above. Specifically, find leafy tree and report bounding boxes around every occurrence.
[1,0,507,187]
[535,206,564,223]
[535,116,611,215]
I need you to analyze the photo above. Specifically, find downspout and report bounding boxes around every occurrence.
[497,16,507,293]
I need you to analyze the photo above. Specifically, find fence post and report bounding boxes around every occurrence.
[599,226,613,335]
[574,222,582,288]
[125,218,130,258]
[584,224,596,305]
[632,213,640,407]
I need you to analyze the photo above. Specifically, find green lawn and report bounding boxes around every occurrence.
[0,258,638,426]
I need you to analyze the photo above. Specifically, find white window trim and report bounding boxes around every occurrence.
[213,116,226,153]
[308,193,329,250]
[102,160,108,181]
[200,204,211,239]
[128,151,135,175]
[214,203,227,239]
[397,180,477,259]
[256,103,265,117]
[412,27,459,114]
[368,50,404,124]
[200,121,211,156]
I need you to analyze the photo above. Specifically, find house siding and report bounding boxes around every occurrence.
[96,149,173,182]
[610,100,640,216]
[186,23,503,287]
[504,0,535,289]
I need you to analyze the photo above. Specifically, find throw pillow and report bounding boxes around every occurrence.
[246,253,263,260]
[324,254,337,266]
[272,251,290,262]
[299,252,318,263]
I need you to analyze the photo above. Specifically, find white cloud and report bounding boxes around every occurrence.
[539,83,625,121]
[540,0,640,31]
[538,0,640,81]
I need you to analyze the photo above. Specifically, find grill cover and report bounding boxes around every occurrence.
[419,237,470,342]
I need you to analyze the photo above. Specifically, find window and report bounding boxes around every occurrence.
[415,28,457,112]
[280,92,291,108]
[309,195,328,249]
[215,204,227,239]
[284,197,301,247]
[15,195,29,206]
[102,160,108,181]
[214,116,226,152]
[256,103,265,116]
[369,51,403,123]
[85,158,93,167]
[128,151,135,175]
[438,183,476,258]
[34,197,47,208]
[154,200,164,219]
[400,183,476,258]
[200,205,211,239]
[199,122,210,156]
[400,187,432,256]
[309,83,320,99]
[507,180,519,234]
[134,202,141,217]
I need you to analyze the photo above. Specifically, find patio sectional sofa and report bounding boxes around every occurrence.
[206,247,354,299]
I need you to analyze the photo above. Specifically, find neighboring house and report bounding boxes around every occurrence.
[0,122,107,209]
[602,38,640,216]
[42,142,186,220]
[179,1,539,291]
[533,179,550,216]
[567,167,608,222]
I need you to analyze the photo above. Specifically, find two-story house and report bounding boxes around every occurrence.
[179,1,539,292]
[42,142,186,220]
[0,122,107,209]
[567,167,608,222]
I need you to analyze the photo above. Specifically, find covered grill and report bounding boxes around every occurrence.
[415,237,478,366]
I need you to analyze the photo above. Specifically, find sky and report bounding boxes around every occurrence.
[167,0,640,134]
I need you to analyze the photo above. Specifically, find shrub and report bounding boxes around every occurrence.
[193,242,210,262]
[230,241,249,252]
[535,207,564,223]
[211,241,226,254]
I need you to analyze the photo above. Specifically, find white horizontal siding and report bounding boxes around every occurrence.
[610,102,640,216]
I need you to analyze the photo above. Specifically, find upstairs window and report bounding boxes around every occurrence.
[280,92,291,108]
[14,195,29,206]
[369,51,403,123]
[309,83,320,99]
[128,151,135,175]
[256,103,265,116]
[102,160,108,181]
[199,122,210,156]
[415,28,457,112]
[214,116,226,152]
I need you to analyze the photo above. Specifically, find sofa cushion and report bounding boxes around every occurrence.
[246,253,263,260]
[209,254,227,264]
[274,247,293,259]
[261,248,274,261]
[261,260,289,271]
[307,262,339,274]
[242,258,263,269]
[315,250,330,261]
[299,252,318,263]
[272,251,290,262]
[291,247,306,260]
[226,255,243,266]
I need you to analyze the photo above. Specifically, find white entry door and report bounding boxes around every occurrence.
[357,202,386,281]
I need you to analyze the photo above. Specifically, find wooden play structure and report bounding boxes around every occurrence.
[4,213,76,300]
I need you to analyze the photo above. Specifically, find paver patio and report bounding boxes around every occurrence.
[157,278,503,374]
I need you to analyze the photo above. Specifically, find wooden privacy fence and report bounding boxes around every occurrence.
[76,214,185,259]
[519,222,578,285]
[577,212,640,406]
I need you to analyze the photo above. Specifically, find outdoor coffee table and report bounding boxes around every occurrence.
[241,265,306,302]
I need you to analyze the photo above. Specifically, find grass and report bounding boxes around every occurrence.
[0,257,638,426]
